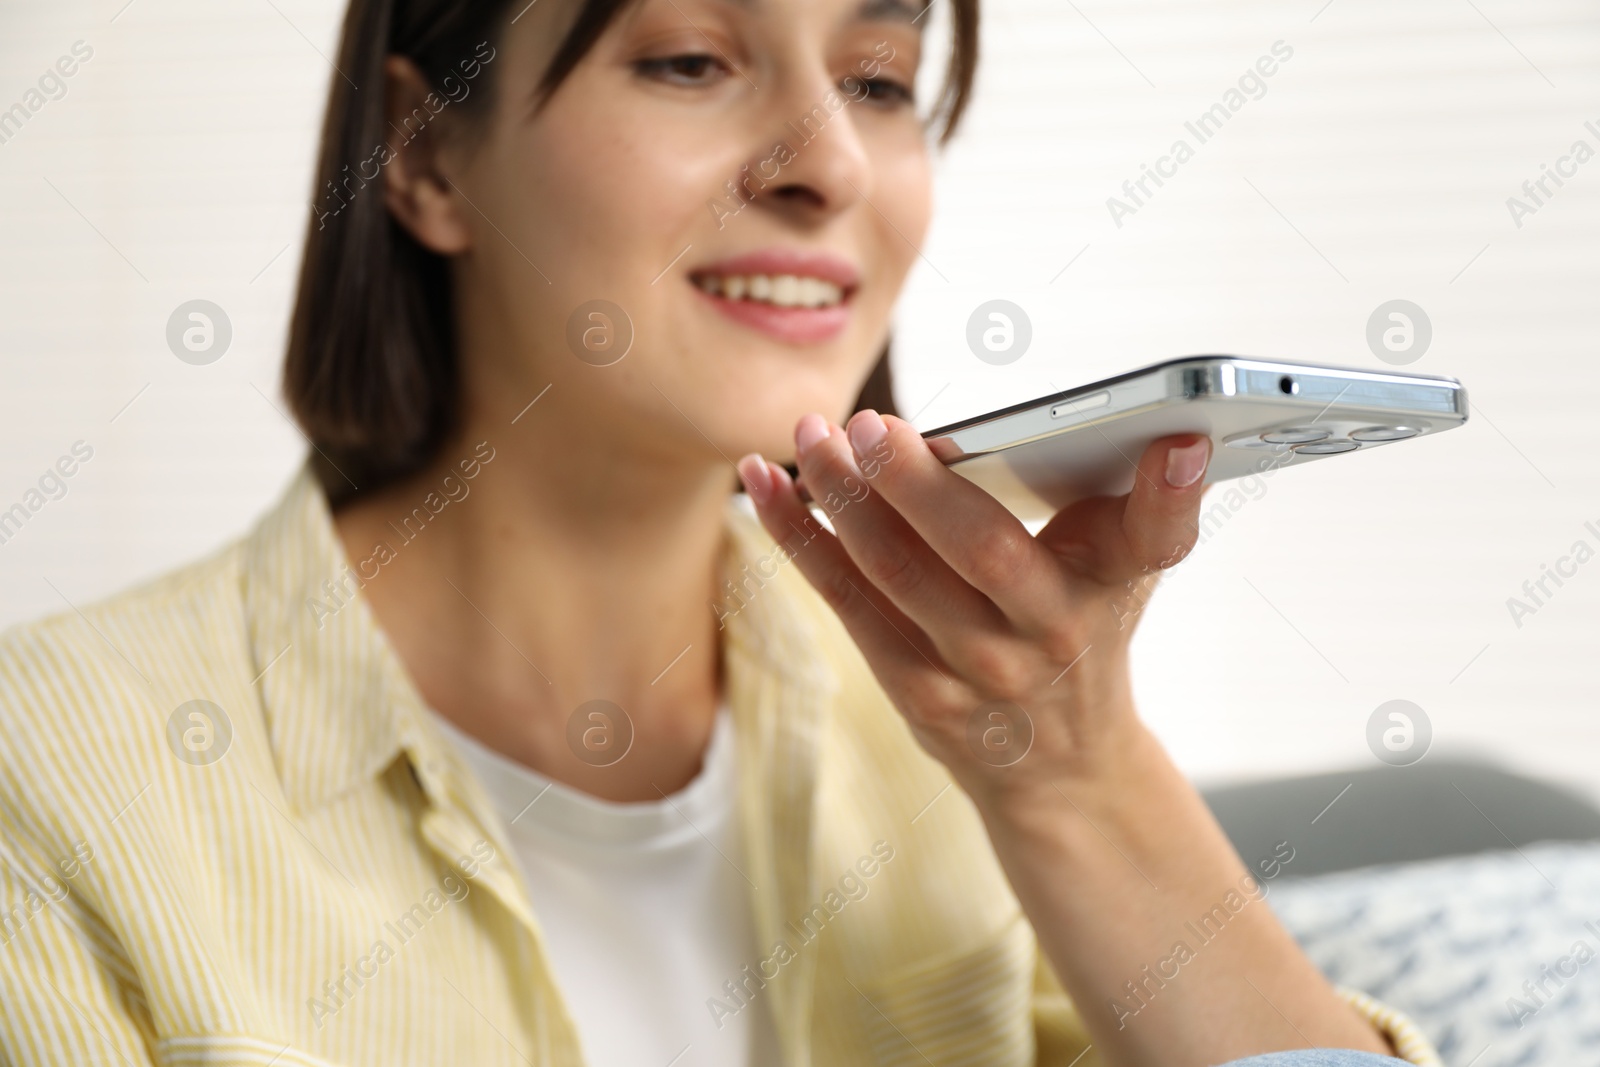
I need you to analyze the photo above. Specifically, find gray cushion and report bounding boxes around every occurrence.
[1201,759,1600,880]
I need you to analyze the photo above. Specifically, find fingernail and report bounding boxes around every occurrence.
[795,413,829,457]
[1165,439,1209,488]
[737,453,772,504]
[847,410,887,457]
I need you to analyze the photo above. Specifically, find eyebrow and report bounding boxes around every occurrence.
[854,0,931,24]
[721,0,931,26]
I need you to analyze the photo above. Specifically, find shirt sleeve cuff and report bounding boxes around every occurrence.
[1334,984,1443,1066]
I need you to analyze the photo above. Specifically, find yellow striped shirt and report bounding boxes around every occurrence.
[0,461,1441,1066]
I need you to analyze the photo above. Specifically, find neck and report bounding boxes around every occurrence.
[331,404,741,803]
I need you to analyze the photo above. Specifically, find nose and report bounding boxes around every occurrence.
[740,66,874,224]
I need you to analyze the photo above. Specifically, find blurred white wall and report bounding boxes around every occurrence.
[2,0,1597,801]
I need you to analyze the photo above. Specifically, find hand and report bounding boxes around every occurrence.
[735,409,1212,815]
[739,414,1410,1066]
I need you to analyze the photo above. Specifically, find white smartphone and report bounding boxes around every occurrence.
[809,356,1468,523]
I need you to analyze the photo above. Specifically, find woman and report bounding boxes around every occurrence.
[0,0,1440,1064]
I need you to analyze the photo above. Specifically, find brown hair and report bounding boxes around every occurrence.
[285,0,980,505]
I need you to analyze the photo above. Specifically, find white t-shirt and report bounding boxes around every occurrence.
[427,704,782,1067]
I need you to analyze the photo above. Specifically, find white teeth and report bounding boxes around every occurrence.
[696,273,845,308]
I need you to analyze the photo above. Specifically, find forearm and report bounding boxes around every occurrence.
[974,718,1394,1067]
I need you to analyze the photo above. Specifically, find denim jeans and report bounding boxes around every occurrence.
[1218,1053,1412,1066]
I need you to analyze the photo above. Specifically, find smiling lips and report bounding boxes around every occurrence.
[690,248,860,344]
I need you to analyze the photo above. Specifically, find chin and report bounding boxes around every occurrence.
[689,336,860,403]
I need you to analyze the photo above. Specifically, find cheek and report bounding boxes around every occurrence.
[486,106,757,373]
[511,110,736,270]
[868,144,932,282]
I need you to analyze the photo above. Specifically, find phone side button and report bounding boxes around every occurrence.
[1050,391,1111,419]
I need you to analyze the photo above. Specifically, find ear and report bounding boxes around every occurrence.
[381,54,473,255]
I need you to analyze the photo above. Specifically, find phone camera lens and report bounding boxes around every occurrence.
[1291,438,1359,454]
[1261,427,1329,445]
[1350,426,1420,442]
[1279,375,1296,395]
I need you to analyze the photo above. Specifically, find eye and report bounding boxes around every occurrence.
[840,74,915,109]
[857,77,914,106]
[634,53,729,87]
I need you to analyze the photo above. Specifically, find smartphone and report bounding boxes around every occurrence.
[802,356,1468,523]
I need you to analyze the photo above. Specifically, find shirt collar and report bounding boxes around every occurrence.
[239,459,840,818]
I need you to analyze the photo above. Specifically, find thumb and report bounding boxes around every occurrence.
[1120,434,1211,572]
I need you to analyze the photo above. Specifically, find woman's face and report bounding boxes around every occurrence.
[434,0,933,468]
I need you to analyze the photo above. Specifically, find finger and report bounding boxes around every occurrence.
[1119,433,1210,573]
[735,452,958,696]
[840,409,1071,636]
[792,414,1009,646]
[1034,435,1211,589]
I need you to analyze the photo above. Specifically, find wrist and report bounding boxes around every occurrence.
[968,712,1169,846]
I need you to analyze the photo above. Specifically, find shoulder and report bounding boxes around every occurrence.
[0,536,248,714]
[0,538,254,854]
